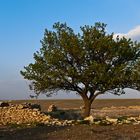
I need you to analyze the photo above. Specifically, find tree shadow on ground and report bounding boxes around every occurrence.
[44,109,83,120]
[0,125,69,140]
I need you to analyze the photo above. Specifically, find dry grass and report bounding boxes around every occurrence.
[7,99,140,111]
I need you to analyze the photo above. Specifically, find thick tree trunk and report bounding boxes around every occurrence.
[83,100,92,117]
[80,91,103,117]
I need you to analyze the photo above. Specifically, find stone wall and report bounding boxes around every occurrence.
[1,102,140,126]
[0,103,74,126]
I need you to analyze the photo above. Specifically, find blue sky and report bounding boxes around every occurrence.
[0,0,140,100]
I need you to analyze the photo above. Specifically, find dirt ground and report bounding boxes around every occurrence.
[1,124,140,140]
[1,99,140,140]
[8,99,140,111]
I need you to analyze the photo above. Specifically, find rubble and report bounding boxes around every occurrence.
[0,104,46,125]
[0,103,74,126]
[1,103,140,126]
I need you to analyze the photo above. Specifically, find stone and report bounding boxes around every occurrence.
[17,104,24,109]
[84,115,94,123]
[105,117,117,124]
[48,104,58,112]
[94,121,101,125]
[127,117,137,122]
[123,120,131,124]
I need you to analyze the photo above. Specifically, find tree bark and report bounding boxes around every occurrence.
[80,91,103,117]
[83,99,92,117]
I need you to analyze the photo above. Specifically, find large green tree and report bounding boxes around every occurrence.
[21,22,140,117]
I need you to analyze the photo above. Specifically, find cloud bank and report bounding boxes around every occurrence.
[114,25,140,41]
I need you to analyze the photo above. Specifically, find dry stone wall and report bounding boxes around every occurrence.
[1,102,140,126]
[0,103,73,126]
[0,104,49,125]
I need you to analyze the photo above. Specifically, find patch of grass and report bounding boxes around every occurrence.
[77,120,90,124]
[117,116,128,122]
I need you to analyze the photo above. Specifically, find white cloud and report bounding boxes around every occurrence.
[114,25,140,41]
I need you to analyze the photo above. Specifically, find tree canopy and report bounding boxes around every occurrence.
[21,22,140,117]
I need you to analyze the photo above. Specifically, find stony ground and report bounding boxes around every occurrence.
[1,99,140,140]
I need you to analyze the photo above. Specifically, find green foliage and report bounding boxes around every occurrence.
[21,22,140,101]
[117,116,128,122]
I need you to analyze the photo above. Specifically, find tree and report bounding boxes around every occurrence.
[21,22,140,117]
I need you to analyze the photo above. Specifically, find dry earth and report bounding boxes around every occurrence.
[1,99,140,140]
[1,124,140,140]
[8,99,140,111]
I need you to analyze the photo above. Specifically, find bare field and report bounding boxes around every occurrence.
[1,124,140,140]
[8,99,140,111]
[1,99,140,140]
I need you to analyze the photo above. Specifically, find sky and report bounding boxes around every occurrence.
[0,0,140,100]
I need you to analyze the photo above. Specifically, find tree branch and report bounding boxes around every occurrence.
[90,91,104,101]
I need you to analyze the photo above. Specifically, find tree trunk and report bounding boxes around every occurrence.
[80,91,103,118]
[83,100,92,118]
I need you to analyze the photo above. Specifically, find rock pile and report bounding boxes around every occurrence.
[0,104,47,125]
[0,103,73,126]
[1,102,140,126]
[82,115,140,125]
